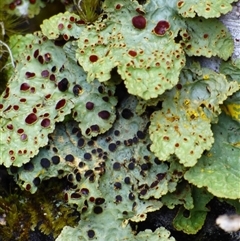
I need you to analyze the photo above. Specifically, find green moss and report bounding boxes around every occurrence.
[0,178,79,240]
[0,9,25,94]
[74,0,103,23]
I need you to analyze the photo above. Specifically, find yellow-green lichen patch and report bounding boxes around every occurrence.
[41,11,84,40]
[0,33,117,167]
[184,112,240,199]
[13,96,179,240]
[220,59,240,123]
[180,18,234,60]
[39,0,236,100]
[149,62,239,167]
[76,0,186,100]
[176,0,238,18]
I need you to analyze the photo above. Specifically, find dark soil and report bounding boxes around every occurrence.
[135,198,239,241]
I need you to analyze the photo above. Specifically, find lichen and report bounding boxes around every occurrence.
[11,96,180,239]
[41,11,83,40]
[220,59,240,122]
[57,226,176,241]
[172,187,213,234]
[40,0,234,100]
[0,32,117,168]
[149,62,239,167]
[0,0,239,239]
[179,18,234,60]
[176,0,238,18]
[184,112,240,199]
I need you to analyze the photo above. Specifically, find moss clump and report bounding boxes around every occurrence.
[74,0,103,23]
[0,9,25,94]
[0,176,79,241]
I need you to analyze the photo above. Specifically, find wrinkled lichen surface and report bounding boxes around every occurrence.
[0,0,239,240]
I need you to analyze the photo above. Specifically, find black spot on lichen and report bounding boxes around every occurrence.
[79,162,85,168]
[137,130,146,139]
[114,130,120,136]
[58,170,64,175]
[128,192,135,201]
[33,177,41,186]
[114,182,122,189]
[113,162,121,170]
[58,78,69,92]
[78,138,85,148]
[95,198,105,205]
[108,143,117,152]
[140,189,148,196]
[89,174,95,182]
[98,110,110,119]
[51,155,60,165]
[65,154,74,162]
[90,125,100,132]
[84,153,92,160]
[40,158,51,169]
[115,195,122,203]
[84,170,94,177]
[67,173,74,182]
[150,180,159,188]
[87,140,94,146]
[93,206,103,214]
[85,128,91,135]
[124,177,131,184]
[51,66,57,72]
[98,86,104,94]
[141,163,149,171]
[132,137,138,144]
[105,136,111,142]
[121,108,134,119]
[73,84,82,96]
[157,173,166,181]
[128,162,135,170]
[87,229,95,238]
[81,188,89,195]
[116,140,121,146]
[75,172,81,182]
[154,157,162,165]
[97,148,103,153]
[23,162,34,171]
[52,147,58,153]
[86,102,94,110]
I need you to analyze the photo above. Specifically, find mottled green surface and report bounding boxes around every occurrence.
[40,1,234,100]
[173,187,213,234]
[220,59,240,122]
[176,0,238,18]
[0,33,117,167]
[185,112,240,199]
[0,0,239,239]
[57,226,175,241]
[14,96,179,240]
[149,63,239,167]
[180,18,234,60]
